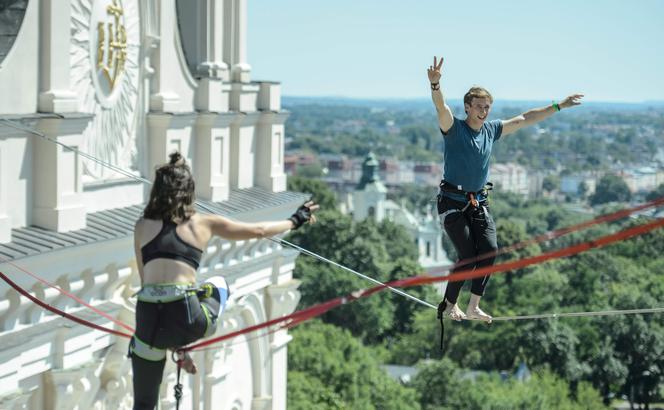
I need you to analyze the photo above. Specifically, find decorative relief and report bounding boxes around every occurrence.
[96,0,127,92]
[43,361,102,410]
[0,388,36,410]
[265,280,301,320]
[71,0,140,180]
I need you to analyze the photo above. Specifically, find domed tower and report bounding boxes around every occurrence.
[352,152,387,221]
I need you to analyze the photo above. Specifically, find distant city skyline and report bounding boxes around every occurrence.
[248,0,664,103]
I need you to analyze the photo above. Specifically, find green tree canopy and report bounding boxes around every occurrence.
[288,321,420,410]
[590,174,631,206]
[287,175,338,210]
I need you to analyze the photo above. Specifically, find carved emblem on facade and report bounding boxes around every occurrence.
[71,0,140,180]
[96,0,127,91]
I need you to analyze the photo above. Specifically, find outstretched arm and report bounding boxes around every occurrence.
[428,56,454,133]
[502,94,584,137]
[204,201,319,240]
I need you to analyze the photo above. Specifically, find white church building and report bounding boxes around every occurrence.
[0,0,303,408]
[350,153,451,295]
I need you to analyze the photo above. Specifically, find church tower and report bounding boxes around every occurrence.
[352,152,387,221]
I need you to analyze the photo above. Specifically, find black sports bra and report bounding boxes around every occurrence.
[141,220,203,270]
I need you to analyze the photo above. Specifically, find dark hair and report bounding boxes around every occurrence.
[142,152,196,221]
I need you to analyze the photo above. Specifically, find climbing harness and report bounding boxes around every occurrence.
[439,180,493,209]
[437,181,493,230]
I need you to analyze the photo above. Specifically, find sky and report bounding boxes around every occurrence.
[247,0,664,102]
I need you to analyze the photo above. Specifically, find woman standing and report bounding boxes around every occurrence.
[129,152,318,409]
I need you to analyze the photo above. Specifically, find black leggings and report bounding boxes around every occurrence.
[438,195,498,304]
[130,291,221,410]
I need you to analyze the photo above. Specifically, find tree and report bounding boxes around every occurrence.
[296,163,324,178]
[542,175,560,193]
[412,363,607,410]
[289,213,421,343]
[589,174,631,206]
[645,183,664,202]
[287,175,338,210]
[410,358,467,410]
[288,371,347,410]
[386,258,438,336]
[288,321,420,410]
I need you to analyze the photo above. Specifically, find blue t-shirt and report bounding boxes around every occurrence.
[440,117,503,201]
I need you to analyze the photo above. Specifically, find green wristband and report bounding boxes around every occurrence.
[552,102,561,112]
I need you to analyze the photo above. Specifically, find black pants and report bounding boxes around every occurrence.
[438,195,498,304]
[130,290,221,410]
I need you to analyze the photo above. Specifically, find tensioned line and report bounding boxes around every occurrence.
[1,118,436,310]
[488,307,664,321]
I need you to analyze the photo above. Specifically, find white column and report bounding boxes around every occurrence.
[196,79,231,113]
[229,113,259,189]
[265,280,301,410]
[191,0,232,112]
[37,0,78,113]
[0,134,10,242]
[33,116,91,232]
[194,113,235,202]
[195,0,229,80]
[257,82,281,112]
[149,0,182,112]
[224,0,251,83]
[147,113,196,173]
[255,110,288,193]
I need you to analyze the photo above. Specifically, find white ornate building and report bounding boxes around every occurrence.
[350,153,451,295]
[0,0,302,408]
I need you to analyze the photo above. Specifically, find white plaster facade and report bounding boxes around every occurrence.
[351,154,450,295]
[0,0,295,408]
[490,163,529,197]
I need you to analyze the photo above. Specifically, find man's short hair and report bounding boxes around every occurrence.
[463,86,494,106]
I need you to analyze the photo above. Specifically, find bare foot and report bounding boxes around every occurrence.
[177,351,198,374]
[444,303,467,321]
[466,306,492,323]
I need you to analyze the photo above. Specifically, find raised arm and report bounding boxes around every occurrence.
[428,56,454,133]
[502,94,584,137]
[204,201,319,240]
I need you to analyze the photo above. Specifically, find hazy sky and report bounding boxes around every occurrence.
[247,0,664,102]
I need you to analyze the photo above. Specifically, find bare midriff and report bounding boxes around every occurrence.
[142,258,198,285]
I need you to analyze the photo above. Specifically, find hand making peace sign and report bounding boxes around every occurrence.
[427,56,444,84]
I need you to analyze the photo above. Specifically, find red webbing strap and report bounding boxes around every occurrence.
[404,216,664,288]
[0,270,132,339]
[184,215,664,352]
[428,196,664,277]
[184,294,364,351]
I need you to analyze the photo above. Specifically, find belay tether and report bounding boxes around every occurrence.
[437,300,446,350]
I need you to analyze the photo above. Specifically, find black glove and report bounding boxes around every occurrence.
[289,203,312,230]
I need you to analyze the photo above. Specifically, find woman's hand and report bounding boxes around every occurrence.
[289,201,320,229]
